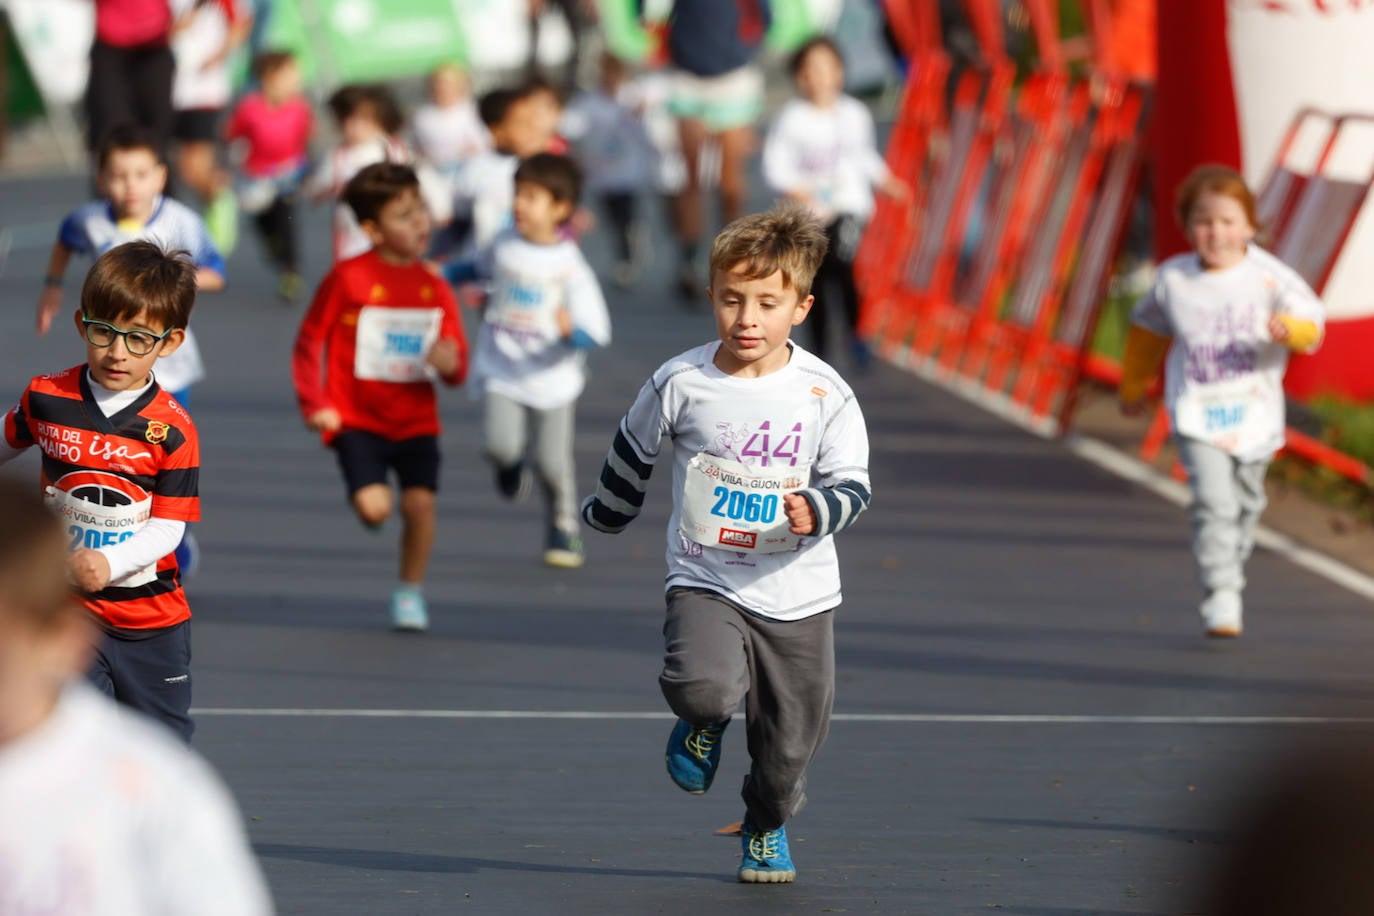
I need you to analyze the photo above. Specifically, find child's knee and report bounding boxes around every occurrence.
[351,484,392,527]
[660,673,739,724]
[399,487,435,521]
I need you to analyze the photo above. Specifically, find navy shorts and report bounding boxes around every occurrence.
[333,431,441,495]
[88,619,194,742]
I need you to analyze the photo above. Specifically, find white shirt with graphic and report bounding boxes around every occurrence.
[615,342,870,621]
[0,683,274,915]
[1131,245,1324,463]
[762,95,890,223]
[470,229,610,409]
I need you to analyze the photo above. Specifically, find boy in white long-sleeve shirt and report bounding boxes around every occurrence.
[460,153,611,568]
[581,204,871,883]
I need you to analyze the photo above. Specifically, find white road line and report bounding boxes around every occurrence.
[190,708,1374,725]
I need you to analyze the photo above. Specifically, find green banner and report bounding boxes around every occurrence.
[265,0,467,87]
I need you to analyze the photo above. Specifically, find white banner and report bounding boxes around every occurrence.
[2,0,93,105]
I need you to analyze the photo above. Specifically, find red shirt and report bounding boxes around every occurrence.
[225,92,314,177]
[96,0,172,47]
[4,367,199,630]
[293,250,468,443]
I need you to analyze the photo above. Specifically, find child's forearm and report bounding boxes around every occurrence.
[581,428,656,533]
[1119,325,1172,404]
[196,267,226,291]
[793,479,871,538]
[99,517,187,582]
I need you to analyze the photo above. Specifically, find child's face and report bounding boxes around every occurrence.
[493,97,549,158]
[77,307,184,392]
[99,148,167,222]
[708,266,813,377]
[362,187,433,263]
[1185,190,1255,270]
[342,108,387,147]
[431,68,469,107]
[795,45,845,107]
[512,181,572,244]
[262,61,302,104]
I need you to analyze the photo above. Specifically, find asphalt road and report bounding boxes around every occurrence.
[3,171,1373,916]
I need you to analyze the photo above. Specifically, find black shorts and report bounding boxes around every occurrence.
[172,107,223,143]
[333,431,441,495]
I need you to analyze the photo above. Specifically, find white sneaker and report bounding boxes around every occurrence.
[390,588,429,632]
[1200,589,1243,638]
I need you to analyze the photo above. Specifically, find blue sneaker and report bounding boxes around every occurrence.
[665,718,729,794]
[738,821,796,883]
[390,587,429,632]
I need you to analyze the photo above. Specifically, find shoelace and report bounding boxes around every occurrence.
[746,829,781,862]
[686,725,723,761]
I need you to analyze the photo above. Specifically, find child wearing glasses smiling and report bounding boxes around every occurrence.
[3,241,203,742]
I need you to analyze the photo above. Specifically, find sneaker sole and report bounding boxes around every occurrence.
[543,549,584,569]
[1205,626,1241,638]
[738,868,795,884]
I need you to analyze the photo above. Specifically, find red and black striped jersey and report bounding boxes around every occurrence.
[4,366,200,629]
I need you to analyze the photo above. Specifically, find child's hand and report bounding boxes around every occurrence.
[783,493,816,536]
[1268,314,1290,344]
[307,408,342,433]
[456,283,486,309]
[556,306,573,339]
[880,175,911,201]
[36,287,63,335]
[427,338,460,376]
[68,548,111,593]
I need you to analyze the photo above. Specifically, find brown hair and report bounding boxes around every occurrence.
[343,162,420,225]
[789,34,845,77]
[81,241,197,331]
[709,203,829,299]
[95,124,163,171]
[252,49,296,81]
[327,83,404,136]
[1175,164,1259,229]
[0,475,73,631]
[514,152,582,208]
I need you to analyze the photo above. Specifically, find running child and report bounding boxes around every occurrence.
[581,204,871,882]
[0,475,273,915]
[461,152,610,568]
[762,35,907,365]
[4,241,204,742]
[411,61,489,187]
[224,48,314,302]
[308,83,453,262]
[292,163,468,632]
[1119,164,1323,638]
[452,83,553,254]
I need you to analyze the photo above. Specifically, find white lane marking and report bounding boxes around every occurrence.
[190,708,1374,724]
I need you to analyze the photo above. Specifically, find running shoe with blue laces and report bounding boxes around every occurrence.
[738,820,796,883]
[665,718,729,794]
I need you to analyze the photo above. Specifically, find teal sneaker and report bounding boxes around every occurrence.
[738,821,795,883]
[390,587,429,632]
[205,188,239,257]
[665,718,729,794]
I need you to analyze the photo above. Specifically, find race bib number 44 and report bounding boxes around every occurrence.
[354,307,443,382]
[680,453,810,554]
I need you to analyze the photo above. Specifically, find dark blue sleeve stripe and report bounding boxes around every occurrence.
[599,464,646,507]
[611,430,654,480]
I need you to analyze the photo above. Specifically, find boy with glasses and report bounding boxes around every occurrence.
[3,241,203,741]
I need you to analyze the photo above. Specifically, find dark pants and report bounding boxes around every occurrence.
[86,39,175,155]
[660,588,835,831]
[88,619,194,742]
[808,217,862,360]
[601,191,636,263]
[254,192,299,272]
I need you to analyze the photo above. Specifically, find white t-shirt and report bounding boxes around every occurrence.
[1131,245,1324,462]
[453,149,519,252]
[0,683,273,915]
[410,100,489,177]
[471,229,611,409]
[171,0,246,112]
[762,96,890,223]
[614,341,870,620]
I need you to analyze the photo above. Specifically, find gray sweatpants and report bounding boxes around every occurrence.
[1175,436,1269,594]
[483,391,578,534]
[660,587,835,831]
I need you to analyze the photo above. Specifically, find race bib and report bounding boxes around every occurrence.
[679,453,811,554]
[45,472,156,588]
[354,307,443,382]
[1174,377,1278,455]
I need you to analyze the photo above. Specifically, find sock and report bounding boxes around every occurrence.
[395,582,422,597]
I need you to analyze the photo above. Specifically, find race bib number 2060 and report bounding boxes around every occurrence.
[679,453,810,554]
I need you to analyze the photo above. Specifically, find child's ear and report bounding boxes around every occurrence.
[360,218,385,247]
[156,328,186,358]
[154,162,169,191]
[791,294,815,326]
[72,309,86,337]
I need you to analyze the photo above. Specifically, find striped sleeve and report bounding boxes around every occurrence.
[3,387,36,452]
[794,479,871,537]
[581,378,666,534]
[151,418,201,523]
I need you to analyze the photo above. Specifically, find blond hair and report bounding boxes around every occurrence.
[709,203,829,299]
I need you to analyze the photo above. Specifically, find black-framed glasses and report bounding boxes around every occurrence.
[81,316,172,357]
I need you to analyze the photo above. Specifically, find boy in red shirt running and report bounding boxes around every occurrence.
[293,163,468,632]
